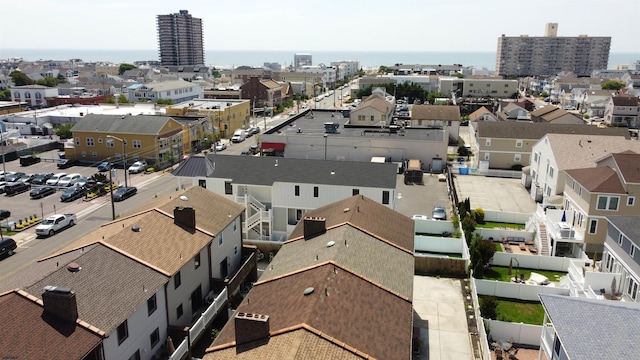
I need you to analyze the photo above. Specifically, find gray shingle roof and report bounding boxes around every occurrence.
[261,225,414,299]
[25,244,168,333]
[71,114,175,135]
[173,155,398,189]
[539,294,640,360]
[606,216,640,247]
[476,122,630,140]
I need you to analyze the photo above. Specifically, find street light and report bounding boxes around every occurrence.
[324,134,328,160]
[106,135,128,187]
[108,159,116,220]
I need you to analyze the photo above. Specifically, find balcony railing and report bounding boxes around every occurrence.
[169,288,228,360]
[546,220,584,242]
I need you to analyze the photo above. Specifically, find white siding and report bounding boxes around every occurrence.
[103,287,168,360]
[272,182,394,209]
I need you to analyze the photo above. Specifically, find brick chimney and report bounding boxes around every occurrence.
[42,286,78,323]
[303,216,326,239]
[174,206,196,230]
[234,312,270,345]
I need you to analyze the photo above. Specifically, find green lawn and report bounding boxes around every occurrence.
[476,222,525,230]
[480,296,545,325]
[482,266,566,283]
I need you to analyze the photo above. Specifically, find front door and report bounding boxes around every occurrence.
[191,285,202,315]
[220,257,228,279]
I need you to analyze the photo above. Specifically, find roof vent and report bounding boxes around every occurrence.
[343,208,350,213]
[67,262,81,272]
[326,241,335,247]
[180,195,188,201]
[303,287,315,296]
[131,226,140,232]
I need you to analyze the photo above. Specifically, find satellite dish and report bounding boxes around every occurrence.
[180,195,188,201]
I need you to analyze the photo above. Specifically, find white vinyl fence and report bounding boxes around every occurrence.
[485,319,542,346]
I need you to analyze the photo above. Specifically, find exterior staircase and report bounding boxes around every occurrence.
[538,223,550,256]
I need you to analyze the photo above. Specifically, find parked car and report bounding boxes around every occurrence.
[231,129,246,143]
[46,173,68,186]
[60,186,86,202]
[57,158,79,169]
[215,143,227,152]
[432,205,447,220]
[18,174,37,184]
[0,209,10,220]
[57,173,82,187]
[97,161,111,172]
[250,126,261,135]
[249,144,259,155]
[31,172,54,185]
[0,171,15,181]
[35,213,76,237]
[74,176,90,188]
[30,186,57,199]
[19,155,41,166]
[0,182,7,194]
[4,182,30,196]
[4,172,25,183]
[128,161,148,174]
[113,186,137,202]
[0,237,17,258]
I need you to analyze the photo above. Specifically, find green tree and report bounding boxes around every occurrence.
[56,74,67,84]
[378,65,394,74]
[54,123,74,139]
[427,91,445,104]
[601,80,626,90]
[117,94,129,103]
[479,296,498,319]
[457,144,471,157]
[469,234,496,278]
[156,98,174,105]
[451,73,464,78]
[118,63,136,75]
[0,89,10,101]
[9,70,34,86]
[211,67,221,78]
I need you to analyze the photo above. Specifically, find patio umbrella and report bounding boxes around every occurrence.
[561,210,566,222]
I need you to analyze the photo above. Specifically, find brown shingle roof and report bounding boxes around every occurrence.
[0,290,104,360]
[25,244,169,333]
[212,262,413,360]
[288,195,415,253]
[54,186,244,274]
[530,105,560,117]
[353,94,392,114]
[606,152,640,184]
[565,167,625,193]
[411,104,461,121]
[612,95,639,106]
[205,326,367,359]
[261,225,414,299]
[476,122,630,140]
[469,106,492,120]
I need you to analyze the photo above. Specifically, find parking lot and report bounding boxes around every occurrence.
[394,173,451,220]
[1,150,145,225]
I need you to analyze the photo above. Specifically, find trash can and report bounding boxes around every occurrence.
[459,167,469,175]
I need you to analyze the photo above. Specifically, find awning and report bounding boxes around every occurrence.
[260,142,285,151]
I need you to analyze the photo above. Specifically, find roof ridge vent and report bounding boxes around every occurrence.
[67,262,81,272]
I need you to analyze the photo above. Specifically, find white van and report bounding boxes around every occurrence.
[231,129,246,143]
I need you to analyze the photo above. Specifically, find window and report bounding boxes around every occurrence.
[117,320,129,344]
[174,271,181,289]
[91,152,97,158]
[588,219,598,234]
[352,188,359,196]
[485,138,491,146]
[549,167,554,178]
[296,209,304,220]
[515,139,523,147]
[150,328,160,348]
[370,115,374,121]
[218,233,223,246]
[628,197,635,206]
[483,153,490,161]
[597,196,620,211]
[97,137,103,143]
[198,179,206,189]
[618,233,624,246]
[106,139,114,148]
[382,191,389,205]
[294,185,300,196]
[81,151,86,158]
[224,181,232,195]
[75,137,80,145]
[514,153,521,162]
[133,140,141,149]
[631,245,637,257]
[233,218,237,232]
[147,294,157,316]
[176,304,183,319]
[86,138,95,147]
[313,186,319,197]
[627,279,638,301]
[194,253,201,269]
[128,350,141,360]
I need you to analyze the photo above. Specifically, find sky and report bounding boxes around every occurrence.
[3,0,638,53]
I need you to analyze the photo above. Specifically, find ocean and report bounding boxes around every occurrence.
[1,49,639,71]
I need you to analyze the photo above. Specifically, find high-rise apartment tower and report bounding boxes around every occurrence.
[157,10,204,66]
[496,23,611,77]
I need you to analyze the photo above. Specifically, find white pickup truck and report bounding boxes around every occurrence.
[35,214,76,237]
